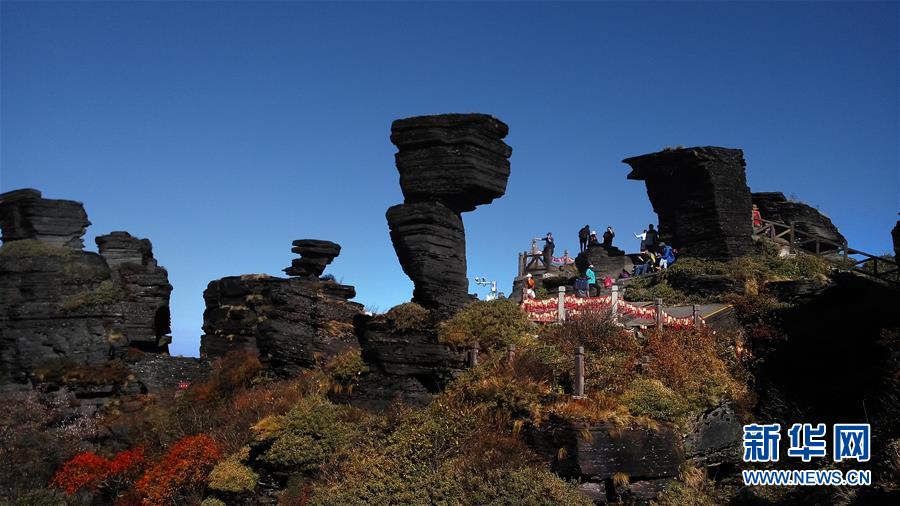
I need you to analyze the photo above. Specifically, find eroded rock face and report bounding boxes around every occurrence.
[623,147,754,259]
[387,113,512,316]
[0,189,173,401]
[752,192,846,251]
[97,232,173,352]
[201,241,362,377]
[0,188,90,249]
[387,202,468,314]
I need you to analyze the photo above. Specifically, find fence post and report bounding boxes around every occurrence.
[557,286,566,323]
[842,241,849,266]
[655,298,663,330]
[574,346,585,399]
[610,285,619,322]
[467,343,479,367]
[506,344,516,364]
[692,304,700,326]
[518,252,525,276]
[789,223,795,248]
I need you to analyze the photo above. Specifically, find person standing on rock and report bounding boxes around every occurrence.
[602,226,615,248]
[588,230,599,247]
[752,204,763,229]
[634,228,648,251]
[578,225,591,252]
[644,224,659,252]
[525,273,536,299]
[542,232,555,269]
[585,263,597,297]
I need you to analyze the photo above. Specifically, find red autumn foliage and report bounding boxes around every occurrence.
[134,434,222,505]
[50,447,145,495]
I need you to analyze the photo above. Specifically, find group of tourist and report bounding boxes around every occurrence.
[578,225,616,252]
[631,224,677,276]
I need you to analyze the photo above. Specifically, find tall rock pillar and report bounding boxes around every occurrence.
[622,146,754,259]
[387,113,512,316]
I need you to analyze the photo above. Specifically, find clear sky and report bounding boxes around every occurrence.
[2,1,897,357]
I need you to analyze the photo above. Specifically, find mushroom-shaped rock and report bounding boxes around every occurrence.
[623,147,754,259]
[284,239,341,278]
[392,113,512,213]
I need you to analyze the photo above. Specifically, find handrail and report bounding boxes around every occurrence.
[754,218,897,284]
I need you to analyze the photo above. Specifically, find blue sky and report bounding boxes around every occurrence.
[2,1,897,357]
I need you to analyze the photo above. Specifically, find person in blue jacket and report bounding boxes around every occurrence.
[658,242,676,269]
[585,263,597,296]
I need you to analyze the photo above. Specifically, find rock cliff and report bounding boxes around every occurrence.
[623,147,754,259]
[752,192,846,251]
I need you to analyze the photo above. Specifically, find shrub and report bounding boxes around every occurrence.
[383,302,430,332]
[60,280,124,310]
[324,349,368,389]
[134,434,222,505]
[255,396,365,473]
[201,498,227,506]
[50,447,145,496]
[207,447,258,494]
[623,378,691,424]
[438,299,532,350]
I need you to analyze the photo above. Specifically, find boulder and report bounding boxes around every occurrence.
[526,419,683,481]
[575,244,634,279]
[0,188,90,249]
[752,192,846,251]
[391,113,512,213]
[684,403,742,466]
[623,147,754,260]
[386,202,468,315]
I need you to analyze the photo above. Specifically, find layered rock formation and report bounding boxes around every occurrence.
[349,113,512,410]
[96,232,173,352]
[387,113,512,316]
[201,240,362,377]
[0,188,90,248]
[622,147,754,259]
[0,189,174,399]
[752,192,846,252]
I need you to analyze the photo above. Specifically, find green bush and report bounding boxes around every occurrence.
[324,349,369,387]
[207,447,258,493]
[623,378,690,425]
[255,397,364,473]
[438,299,532,350]
[623,278,693,304]
[383,302,430,332]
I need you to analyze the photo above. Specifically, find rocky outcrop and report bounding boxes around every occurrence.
[201,241,361,377]
[752,192,846,251]
[623,147,754,260]
[387,113,512,316]
[0,188,90,249]
[96,232,173,352]
[527,419,683,503]
[347,314,467,410]
[575,244,633,280]
[893,220,899,260]
[0,189,174,412]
